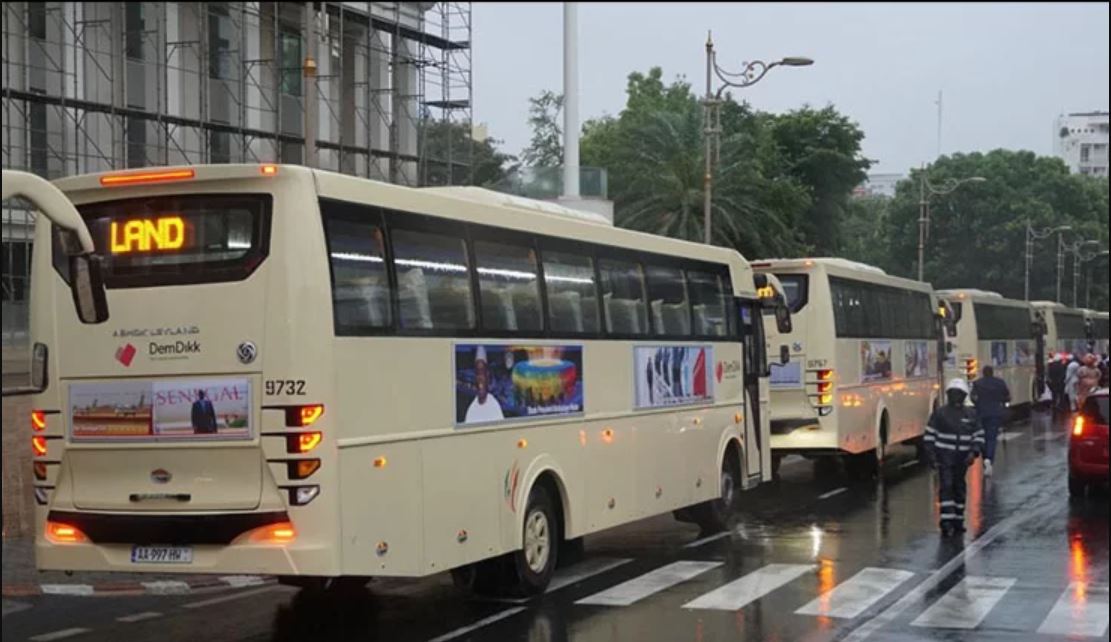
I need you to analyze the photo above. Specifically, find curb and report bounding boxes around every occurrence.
[2,574,275,598]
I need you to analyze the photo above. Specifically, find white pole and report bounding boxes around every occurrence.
[562,2,580,198]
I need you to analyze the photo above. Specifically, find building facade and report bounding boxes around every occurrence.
[853,173,904,199]
[2,1,473,352]
[1053,111,1109,177]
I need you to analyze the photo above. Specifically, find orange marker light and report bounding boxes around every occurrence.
[45,521,89,544]
[1073,415,1085,437]
[34,461,48,480]
[32,435,48,457]
[602,428,615,444]
[819,394,834,406]
[31,410,47,431]
[517,438,528,449]
[260,164,279,176]
[100,168,195,187]
[817,369,834,382]
[239,522,297,545]
[288,459,321,480]
[373,456,388,468]
[299,404,324,427]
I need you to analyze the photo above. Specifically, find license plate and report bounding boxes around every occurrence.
[131,545,193,564]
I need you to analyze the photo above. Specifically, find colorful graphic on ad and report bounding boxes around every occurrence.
[905,341,930,378]
[71,378,251,440]
[770,360,803,388]
[861,340,894,382]
[634,346,713,408]
[455,344,584,426]
[1014,340,1034,366]
[991,341,1009,368]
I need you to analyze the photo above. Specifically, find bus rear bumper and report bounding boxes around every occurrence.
[35,538,334,576]
[770,427,838,451]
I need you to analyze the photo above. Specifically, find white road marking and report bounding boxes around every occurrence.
[796,567,916,619]
[910,576,1016,629]
[1036,582,1110,637]
[425,607,526,642]
[682,563,815,611]
[29,628,91,641]
[682,530,733,549]
[818,487,848,500]
[219,575,267,588]
[183,585,282,609]
[482,557,633,604]
[41,585,94,596]
[900,459,920,469]
[996,432,1022,442]
[140,580,191,595]
[116,611,162,623]
[576,561,722,606]
[840,492,1054,642]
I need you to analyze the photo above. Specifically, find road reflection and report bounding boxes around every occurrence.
[271,586,380,642]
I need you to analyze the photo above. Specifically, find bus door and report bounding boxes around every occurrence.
[738,299,768,482]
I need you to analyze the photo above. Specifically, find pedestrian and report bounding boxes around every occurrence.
[971,365,1010,477]
[1064,354,1081,412]
[1076,354,1101,410]
[1047,354,1068,414]
[924,378,984,537]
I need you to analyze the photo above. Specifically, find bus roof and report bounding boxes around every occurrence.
[422,186,613,226]
[936,288,1004,300]
[750,257,933,293]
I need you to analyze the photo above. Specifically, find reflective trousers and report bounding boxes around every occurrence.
[937,463,968,529]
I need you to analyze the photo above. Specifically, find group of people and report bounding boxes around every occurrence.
[923,350,1108,538]
[1046,351,1109,414]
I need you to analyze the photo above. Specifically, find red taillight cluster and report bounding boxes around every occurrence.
[270,405,327,510]
[808,369,835,416]
[1073,415,1086,438]
[964,358,978,380]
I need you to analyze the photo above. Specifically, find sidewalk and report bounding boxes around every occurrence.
[1,536,272,597]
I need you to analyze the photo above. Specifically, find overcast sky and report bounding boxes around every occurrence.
[471,2,1110,176]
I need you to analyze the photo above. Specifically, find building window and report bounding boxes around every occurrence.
[210,130,231,163]
[127,118,147,168]
[1,241,32,302]
[208,6,232,80]
[125,2,144,61]
[279,29,302,96]
[28,3,47,39]
[29,103,48,176]
[1080,144,1091,163]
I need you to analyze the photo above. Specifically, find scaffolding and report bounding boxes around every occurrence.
[1,1,473,347]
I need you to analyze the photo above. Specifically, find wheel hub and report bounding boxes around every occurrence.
[523,510,550,573]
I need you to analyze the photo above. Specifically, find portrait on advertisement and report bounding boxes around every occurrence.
[991,341,1008,367]
[1014,340,1033,366]
[634,346,713,408]
[455,344,583,426]
[904,341,929,378]
[861,340,893,382]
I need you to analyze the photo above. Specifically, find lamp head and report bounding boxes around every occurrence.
[779,57,814,67]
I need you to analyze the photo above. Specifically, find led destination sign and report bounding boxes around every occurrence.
[109,216,187,254]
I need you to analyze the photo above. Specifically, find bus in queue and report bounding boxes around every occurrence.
[4,164,785,597]
[1030,300,1090,393]
[937,289,1038,405]
[1088,310,1109,354]
[751,258,943,477]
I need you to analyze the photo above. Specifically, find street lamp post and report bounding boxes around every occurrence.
[915,168,986,282]
[1024,223,1071,301]
[1069,239,1101,307]
[702,33,811,245]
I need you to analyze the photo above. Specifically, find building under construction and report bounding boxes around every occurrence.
[1,1,473,350]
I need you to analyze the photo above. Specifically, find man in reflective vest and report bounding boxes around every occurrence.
[924,378,984,537]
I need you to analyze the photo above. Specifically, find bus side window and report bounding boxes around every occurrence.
[599,258,648,336]
[323,212,391,334]
[474,239,542,333]
[646,263,691,337]
[391,228,475,331]
[688,269,728,337]
[543,250,600,334]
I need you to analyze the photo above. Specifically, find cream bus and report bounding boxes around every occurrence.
[1089,311,1109,355]
[937,289,1037,405]
[4,164,784,597]
[751,258,942,477]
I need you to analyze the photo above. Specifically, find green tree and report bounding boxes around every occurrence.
[840,195,891,267]
[767,106,872,254]
[521,90,563,167]
[879,150,1109,308]
[421,119,518,187]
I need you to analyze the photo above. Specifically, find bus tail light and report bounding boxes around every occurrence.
[45,521,89,544]
[286,404,325,427]
[287,431,322,454]
[964,358,978,379]
[237,521,297,545]
[32,436,48,457]
[287,485,320,506]
[287,459,321,480]
[32,410,47,431]
[99,168,195,187]
[817,369,834,382]
[33,461,48,480]
[817,381,833,393]
[1073,415,1085,438]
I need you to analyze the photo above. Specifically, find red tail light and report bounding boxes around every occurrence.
[817,369,834,382]
[1073,415,1085,437]
[32,436,48,457]
[236,522,297,545]
[31,410,47,431]
[45,521,89,544]
[285,404,324,427]
[287,431,322,454]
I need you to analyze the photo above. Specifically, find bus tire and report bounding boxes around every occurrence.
[691,453,741,534]
[507,484,559,597]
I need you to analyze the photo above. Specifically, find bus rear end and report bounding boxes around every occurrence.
[28,165,338,578]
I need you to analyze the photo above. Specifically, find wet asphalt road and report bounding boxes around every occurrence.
[3,409,1108,642]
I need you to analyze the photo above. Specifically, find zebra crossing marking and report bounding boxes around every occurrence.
[910,576,1016,629]
[576,561,722,607]
[795,567,915,619]
[1036,582,1109,638]
[682,563,814,611]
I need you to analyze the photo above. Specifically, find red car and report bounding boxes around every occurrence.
[1070,388,1109,496]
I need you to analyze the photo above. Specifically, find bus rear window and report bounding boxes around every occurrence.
[55,194,271,288]
[775,274,809,313]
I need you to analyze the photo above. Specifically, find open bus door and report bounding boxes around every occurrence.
[2,170,108,396]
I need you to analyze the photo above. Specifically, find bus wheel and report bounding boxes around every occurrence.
[507,484,559,597]
[692,455,740,534]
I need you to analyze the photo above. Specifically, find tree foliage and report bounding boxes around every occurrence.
[521,90,564,167]
[421,119,518,187]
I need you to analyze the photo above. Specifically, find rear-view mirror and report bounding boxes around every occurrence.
[70,254,109,324]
